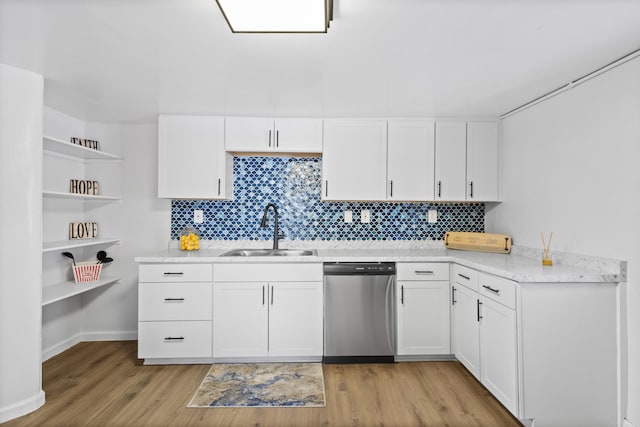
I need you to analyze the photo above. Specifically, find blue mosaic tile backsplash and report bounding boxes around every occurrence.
[171,157,484,241]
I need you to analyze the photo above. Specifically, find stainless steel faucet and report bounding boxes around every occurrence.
[260,203,284,249]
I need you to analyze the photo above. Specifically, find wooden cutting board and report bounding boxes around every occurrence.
[444,232,512,254]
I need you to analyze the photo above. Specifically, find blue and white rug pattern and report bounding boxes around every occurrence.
[188,363,326,408]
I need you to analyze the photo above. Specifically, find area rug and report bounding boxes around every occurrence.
[188,363,326,408]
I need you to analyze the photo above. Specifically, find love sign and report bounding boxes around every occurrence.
[69,222,98,240]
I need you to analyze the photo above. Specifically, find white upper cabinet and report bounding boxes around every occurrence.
[467,122,499,201]
[434,121,467,201]
[158,115,233,199]
[387,120,435,201]
[322,119,388,201]
[225,117,322,153]
[435,121,499,202]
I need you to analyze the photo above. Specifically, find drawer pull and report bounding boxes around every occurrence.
[163,272,184,276]
[414,270,434,275]
[163,298,185,302]
[164,336,184,341]
[458,273,470,280]
[482,285,501,295]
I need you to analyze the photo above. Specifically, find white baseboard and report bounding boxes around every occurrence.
[80,330,137,342]
[0,390,45,424]
[42,332,83,361]
[624,418,637,427]
[42,330,137,361]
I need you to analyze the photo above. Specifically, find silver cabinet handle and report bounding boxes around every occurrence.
[452,286,457,305]
[457,273,470,280]
[268,129,272,147]
[482,285,500,295]
[262,285,265,305]
[469,181,474,198]
[401,285,404,305]
[414,270,434,275]
[163,298,185,302]
[325,180,328,197]
[164,336,184,341]
[437,180,442,198]
[271,285,274,305]
[390,180,393,198]
[218,178,221,195]
[477,299,483,321]
[276,130,279,148]
[163,272,184,276]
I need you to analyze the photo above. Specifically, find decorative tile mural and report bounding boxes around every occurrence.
[171,157,484,241]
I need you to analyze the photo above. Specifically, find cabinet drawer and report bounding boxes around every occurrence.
[138,321,212,358]
[139,264,212,283]
[139,283,212,321]
[397,263,449,281]
[452,264,479,291]
[214,263,322,282]
[479,273,517,309]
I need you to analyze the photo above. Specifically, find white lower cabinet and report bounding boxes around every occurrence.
[479,295,518,415]
[213,263,323,360]
[396,263,450,355]
[451,265,518,416]
[451,281,481,376]
[212,282,268,357]
[137,264,213,361]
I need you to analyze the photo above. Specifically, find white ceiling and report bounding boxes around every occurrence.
[1,0,640,123]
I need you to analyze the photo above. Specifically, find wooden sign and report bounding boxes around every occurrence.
[70,137,100,150]
[69,179,99,195]
[69,222,98,239]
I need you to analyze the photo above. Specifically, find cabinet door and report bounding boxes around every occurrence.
[397,281,450,355]
[387,120,435,201]
[268,282,323,357]
[158,115,231,199]
[213,283,268,358]
[467,122,498,201]
[451,283,480,378]
[322,120,387,201]
[434,122,467,201]
[479,296,519,416]
[225,117,274,151]
[274,119,322,153]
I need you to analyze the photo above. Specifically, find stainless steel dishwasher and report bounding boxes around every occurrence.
[323,262,396,363]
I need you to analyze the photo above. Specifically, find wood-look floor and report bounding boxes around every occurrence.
[5,341,521,427]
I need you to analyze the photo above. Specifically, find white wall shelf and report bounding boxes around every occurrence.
[43,238,121,253]
[42,277,120,306]
[42,190,121,202]
[42,191,122,203]
[43,135,121,160]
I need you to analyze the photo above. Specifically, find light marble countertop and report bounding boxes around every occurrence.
[134,243,626,284]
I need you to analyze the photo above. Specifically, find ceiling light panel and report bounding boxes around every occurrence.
[216,0,329,33]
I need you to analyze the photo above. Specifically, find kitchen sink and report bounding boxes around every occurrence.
[220,248,317,257]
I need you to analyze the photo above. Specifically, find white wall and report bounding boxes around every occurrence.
[0,64,45,422]
[81,122,170,339]
[486,56,640,426]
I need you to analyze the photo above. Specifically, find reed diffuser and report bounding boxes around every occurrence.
[541,232,553,266]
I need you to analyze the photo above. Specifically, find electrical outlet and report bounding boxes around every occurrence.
[427,209,438,223]
[344,210,353,223]
[361,210,371,224]
[194,209,204,224]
